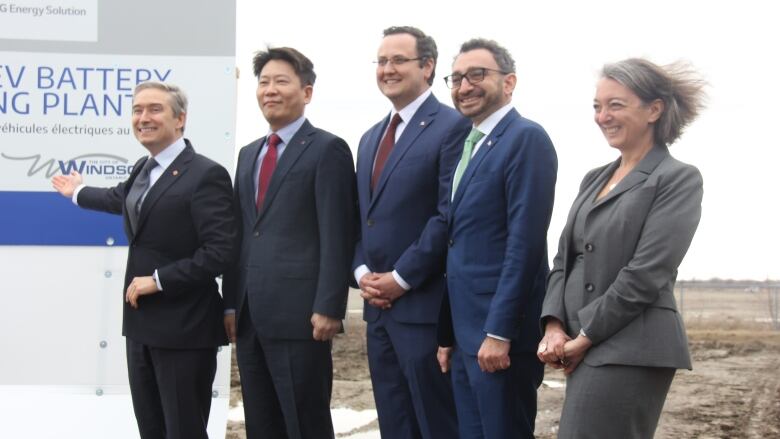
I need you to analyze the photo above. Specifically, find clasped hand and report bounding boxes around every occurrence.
[537,319,591,375]
[359,272,406,309]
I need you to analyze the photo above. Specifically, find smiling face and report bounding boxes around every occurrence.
[593,78,663,152]
[376,33,433,110]
[131,88,185,155]
[450,48,515,125]
[256,59,312,131]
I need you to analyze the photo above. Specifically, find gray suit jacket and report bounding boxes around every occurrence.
[541,145,702,369]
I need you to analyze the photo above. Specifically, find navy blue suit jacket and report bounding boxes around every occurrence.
[353,94,470,324]
[445,109,557,355]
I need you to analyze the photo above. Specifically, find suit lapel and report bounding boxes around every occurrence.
[241,138,264,221]
[255,120,315,225]
[592,144,669,209]
[563,161,616,242]
[135,142,194,237]
[450,109,518,217]
[358,117,386,210]
[371,94,439,208]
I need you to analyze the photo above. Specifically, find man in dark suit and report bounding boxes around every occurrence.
[353,26,470,439]
[222,47,356,439]
[437,39,557,438]
[51,82,236,439]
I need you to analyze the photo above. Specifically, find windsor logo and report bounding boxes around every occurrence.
[2,152,133,180]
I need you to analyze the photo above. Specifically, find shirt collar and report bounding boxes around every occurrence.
[391,88,432,124]
[151,136,186,170]
[474,102,514,136]
[268,115,307,146]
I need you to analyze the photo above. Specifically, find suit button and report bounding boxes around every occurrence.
[585,243,594,252]
[253,231,260,237]
[585,283,595,292]
[367,219,375,227]
[448,239,454,247]
[443,273,447,278]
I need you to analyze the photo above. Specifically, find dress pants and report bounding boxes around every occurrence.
[366,310,458,439]
[450,345,543,439]
[236,306,334,439]
[126,338,217,439]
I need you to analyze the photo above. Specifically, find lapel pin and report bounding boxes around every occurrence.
[172,170,179,176]
[420,121,426,126]
[487,140,493,146]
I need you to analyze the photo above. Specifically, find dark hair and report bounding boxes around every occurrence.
[252,47,316,86]
[383,26,438,85]
[457,38,515,73]
[601,58,707,146]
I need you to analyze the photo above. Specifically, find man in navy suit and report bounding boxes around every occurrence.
[354,26,470,439]
[438,39,557,438]
[222,47,356,439]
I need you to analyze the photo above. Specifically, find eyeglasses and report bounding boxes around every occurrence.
[443,68,509,89]
[374,56,422,67]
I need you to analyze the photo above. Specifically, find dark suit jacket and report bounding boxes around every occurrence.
[445,109,557,355]
[353,94,471,324]
[541,145,701,369]
[223,120,356,340]
[78,140,235,349]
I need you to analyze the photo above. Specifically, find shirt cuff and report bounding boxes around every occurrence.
[354,265,371,285]
[391,270,411,291]
[224,309,236,315]
[487,333,511,342]
[71,184,86,205]
[152,270,163,291]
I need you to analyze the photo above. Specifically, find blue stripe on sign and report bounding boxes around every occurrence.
[0,191,128,246]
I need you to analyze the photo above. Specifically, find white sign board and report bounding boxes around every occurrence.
[0,1,236,437]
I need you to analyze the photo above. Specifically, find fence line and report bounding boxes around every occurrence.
[673,281,780,330]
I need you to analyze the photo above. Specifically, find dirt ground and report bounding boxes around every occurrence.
[227,287,780,438]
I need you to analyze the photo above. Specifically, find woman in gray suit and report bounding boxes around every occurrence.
[537,58,707,438]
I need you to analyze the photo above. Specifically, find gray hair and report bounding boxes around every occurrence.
[457,38,516,73]
[133,81,189,120]
[601,58,707,146]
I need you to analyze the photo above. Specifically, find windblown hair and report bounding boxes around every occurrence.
[601,58,707,146]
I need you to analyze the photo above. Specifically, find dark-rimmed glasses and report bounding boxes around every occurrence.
[443,68,509,89]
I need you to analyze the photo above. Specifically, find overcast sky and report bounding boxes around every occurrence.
[234,0,779,280]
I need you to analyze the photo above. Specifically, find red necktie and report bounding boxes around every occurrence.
[371,113,402,190]
[256,133,281,210]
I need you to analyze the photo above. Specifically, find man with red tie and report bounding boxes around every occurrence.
[353,26,470,439]
[222,47,356,439]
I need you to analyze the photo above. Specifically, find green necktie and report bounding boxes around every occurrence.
[452,128,485,198]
